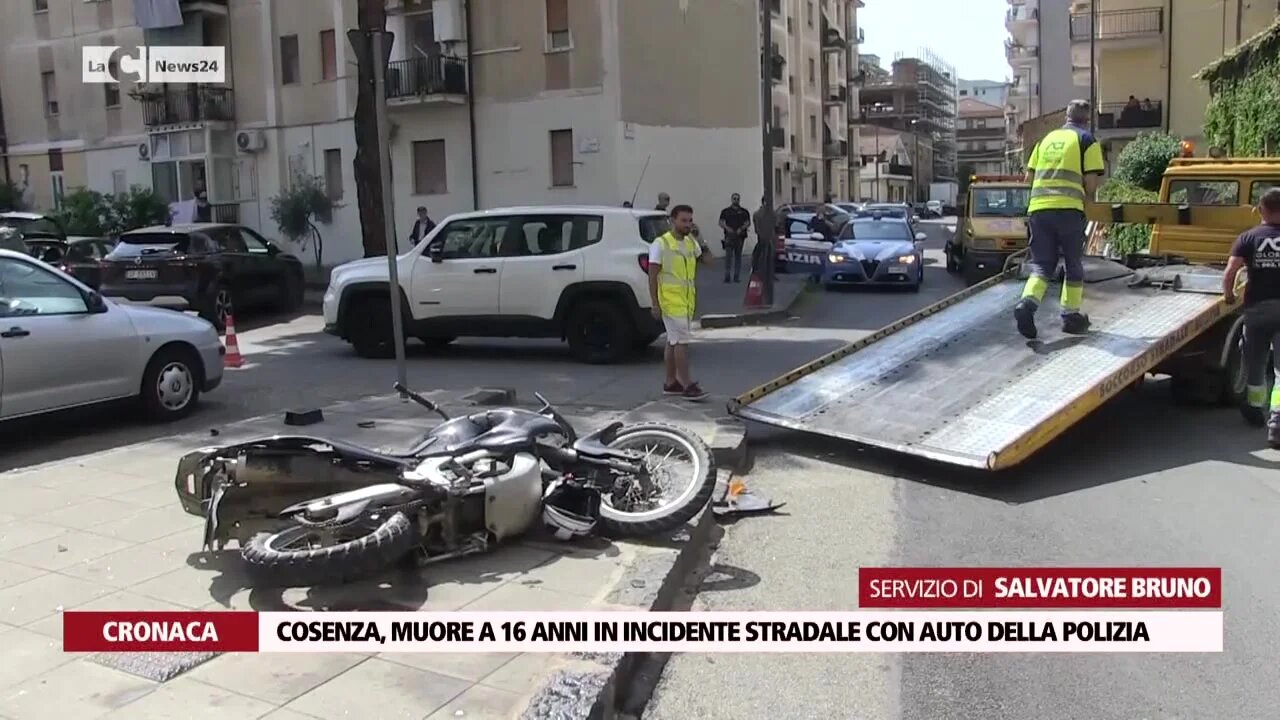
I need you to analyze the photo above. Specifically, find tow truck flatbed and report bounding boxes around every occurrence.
[729,257,1233,470]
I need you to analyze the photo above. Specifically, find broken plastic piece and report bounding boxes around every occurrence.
[284,409,324,426]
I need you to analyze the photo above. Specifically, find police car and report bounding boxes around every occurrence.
[777,210,850,274]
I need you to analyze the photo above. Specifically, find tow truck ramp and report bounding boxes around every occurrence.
[729,258,1231,470]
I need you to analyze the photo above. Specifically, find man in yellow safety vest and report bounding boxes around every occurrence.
[1014,99,1106,339]
[648,204,714,400]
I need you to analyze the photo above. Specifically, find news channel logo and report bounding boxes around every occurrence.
[82,46,226,84]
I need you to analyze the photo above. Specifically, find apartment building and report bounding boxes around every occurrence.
[957,97,1007,176]
[856,124,929,203]
[959,78,1009,107]
[0,0,762,265]
[1005,0,1090,168]
[1069,0,1279,157]
[767,0,861,204]
[858,51,957,197]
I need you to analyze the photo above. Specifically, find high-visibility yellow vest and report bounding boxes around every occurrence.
[1028,127,1089,213]
[657,231,698,319]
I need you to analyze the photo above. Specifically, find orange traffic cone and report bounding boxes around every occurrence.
[743,272,765,308]
[223,314,244,369]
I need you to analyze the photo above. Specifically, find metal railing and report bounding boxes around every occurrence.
[210,203,239,224]
[824,140,848,158]
[1096,100,1162,130]
[769,127,786,148]
[1070,7,1163,41]
[140,86,235,127]
[826,85,847,103]
[822,26,846,50]
[385,56,468,99]
[770,54,786,82]
[1006,7,1038,23]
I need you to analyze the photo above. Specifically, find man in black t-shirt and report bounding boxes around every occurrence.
[1225,187,1280,442]
[719,193,751,283]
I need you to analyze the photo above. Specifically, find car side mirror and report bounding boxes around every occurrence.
[428,244,445,263]
[86,290,108,314]
[915,232,928,242]
[265,242,280,255]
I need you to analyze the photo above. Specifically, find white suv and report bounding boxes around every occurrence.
[323,205,669,363]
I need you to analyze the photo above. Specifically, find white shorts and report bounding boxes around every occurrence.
[662,315,696,345]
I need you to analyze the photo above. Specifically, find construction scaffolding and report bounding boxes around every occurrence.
[857,47,958,189]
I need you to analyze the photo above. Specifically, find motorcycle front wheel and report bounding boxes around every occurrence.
[240,510,417,587]
[596,422,717,537]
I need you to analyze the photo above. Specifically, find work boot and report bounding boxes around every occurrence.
[1061,312,1092,335]
[1013,299,1038,339]
[1268,419,1280,449]
[1242,404,1267,428]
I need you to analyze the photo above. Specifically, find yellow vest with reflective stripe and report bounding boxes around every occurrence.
[1029,128,1087,213]
[657,231,697,319]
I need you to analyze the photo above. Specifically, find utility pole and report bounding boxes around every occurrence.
[874,129,880,201]
[759,0,776,305]
[1089,0,1097,132]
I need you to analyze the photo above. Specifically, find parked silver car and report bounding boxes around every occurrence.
[0,249,225,421]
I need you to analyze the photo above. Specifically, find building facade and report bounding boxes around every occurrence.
[957,97,1007,176]
[0,0,763,265]
[1005,0,1090,169]
[959,78,1009,107]
[857,51,957,199]
[856,125,923,203]
[1069,0,1279,157]
[768,0,862,204]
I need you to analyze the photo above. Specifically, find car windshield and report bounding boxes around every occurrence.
[108,233,192,257]
[862,206,907,218]
[0,216,61,236]
[841,220,912,241]
[26,241,66,263]
[972,188,1030,217]
[786,214,817,236]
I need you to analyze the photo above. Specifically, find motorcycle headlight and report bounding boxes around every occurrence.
[828,254,848,263]
[897,255,917,264]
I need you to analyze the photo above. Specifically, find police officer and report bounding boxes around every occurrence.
[1225,187,1280,445]
[1013,99,1106,339]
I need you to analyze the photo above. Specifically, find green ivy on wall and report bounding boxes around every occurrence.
[1198,18,1280,156]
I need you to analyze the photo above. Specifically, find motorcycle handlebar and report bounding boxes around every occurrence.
[395,382,451,421]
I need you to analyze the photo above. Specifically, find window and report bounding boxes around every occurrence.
[412,140,448,195]
[48,149,63,172]
[323,148,343,200]
[111,170,127,196]
[788,75,795,92]
[550,129,574,187]
[638,215,671,243]
[811,176,818,196]
[808,58,815,86]
[806,1,814,27]
[546,0,571,50]
[239,227,273,254]
[960,89,968,96]
[280,35,300,85]
[33,0,47,12]
[41,71,57,116]
[319,30,337,81]
[1250,180,1280,204]
[775,168,783,193]
[772,106,782,127]
[513,215,603,256]
[432,218,509,259]
[104,60,120,107]
[210,227,249,253]
[50,173,65,210]
[1167,180,1239,206]
[808,115,816,142]
[0,258,87,316]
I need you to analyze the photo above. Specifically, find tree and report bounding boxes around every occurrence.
[52,188,112,236]
[352,0,390,257]
[108,186,171,234]
[49,186,170,237]
[1111,132,1183,192]
[269,174,336,268]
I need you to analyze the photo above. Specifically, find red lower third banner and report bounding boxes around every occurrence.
[63,611,260,652]
[858,567,1223,609]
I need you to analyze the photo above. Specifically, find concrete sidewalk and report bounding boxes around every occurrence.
[695,258,810,329]
[0,389,740,720]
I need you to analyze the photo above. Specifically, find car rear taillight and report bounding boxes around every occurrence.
[638,254,651,272]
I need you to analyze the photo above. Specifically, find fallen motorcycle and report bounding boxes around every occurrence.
[174,384,717,587]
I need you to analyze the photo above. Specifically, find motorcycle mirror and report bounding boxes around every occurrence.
[534,392,551,409]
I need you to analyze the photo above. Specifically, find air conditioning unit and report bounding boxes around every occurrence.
[137,142,150,161]
[236,130,266,153]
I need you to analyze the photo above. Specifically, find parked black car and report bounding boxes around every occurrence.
[24,236,117,289]
[100,223,304,331]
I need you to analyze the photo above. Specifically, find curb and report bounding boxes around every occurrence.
[698,280,811,329]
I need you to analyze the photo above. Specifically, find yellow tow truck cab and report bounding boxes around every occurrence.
[945,175,1031,286]
[1148,158,1280,263]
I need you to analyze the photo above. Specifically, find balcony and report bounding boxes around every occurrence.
[1005,6,1038,28]
[770,127,786,148]
[1096,100,1162,132]
[825,140,849,158]
[1006,41,1038,65]
[770,53,786,83]
[1070,7,1163,43]
[825,85,847,105]
[822,26,846,53]
[139,86,234,128]
[385,56,468,104]
[210,203,239,224]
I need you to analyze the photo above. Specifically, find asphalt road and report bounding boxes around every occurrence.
[646,217,1280,720]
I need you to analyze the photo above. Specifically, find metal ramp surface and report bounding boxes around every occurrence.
[730,268,1229,469]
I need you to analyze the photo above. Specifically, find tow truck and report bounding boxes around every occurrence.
[945,175,1032,286]
[729,158,1279,470]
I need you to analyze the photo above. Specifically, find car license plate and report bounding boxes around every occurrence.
[126,269,158,280]
[889,264,908,274]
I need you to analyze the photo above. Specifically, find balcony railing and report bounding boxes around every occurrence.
[385,56,468,100]
[825,85,847,104]
[769,127,786,148]
[770,53,786,83]
[211,203,239,224]
[1070,8,1163,41]
[1096,100,1162,130]
[824,140,848,158]
[1006,7,1038,24]
[822,27,846,51]
[140,86,235,127]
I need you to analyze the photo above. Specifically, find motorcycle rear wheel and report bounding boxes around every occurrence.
[596,422,717,538]
[240,511,417,587]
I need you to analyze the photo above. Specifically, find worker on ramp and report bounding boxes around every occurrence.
[1013,99,1106,339]
[1225,187,1280,444]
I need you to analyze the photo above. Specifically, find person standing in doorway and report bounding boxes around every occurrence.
[408,206,436,247]
[655,192,671,212]
[193,190,212,223]
[719,193,751,283]
[1014,99,1105,339]
[649,204,713,401]
[1226,188,1280,445]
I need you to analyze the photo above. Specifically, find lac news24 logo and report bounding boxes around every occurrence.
[82,46,226,84]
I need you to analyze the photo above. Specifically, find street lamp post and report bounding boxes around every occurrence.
[758,0,776,305]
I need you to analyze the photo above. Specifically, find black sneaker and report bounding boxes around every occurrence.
[1267,423,1280,449]
[1061,312,1091,335]
[1013,299,1038,339]
[1242,405,1267,427]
